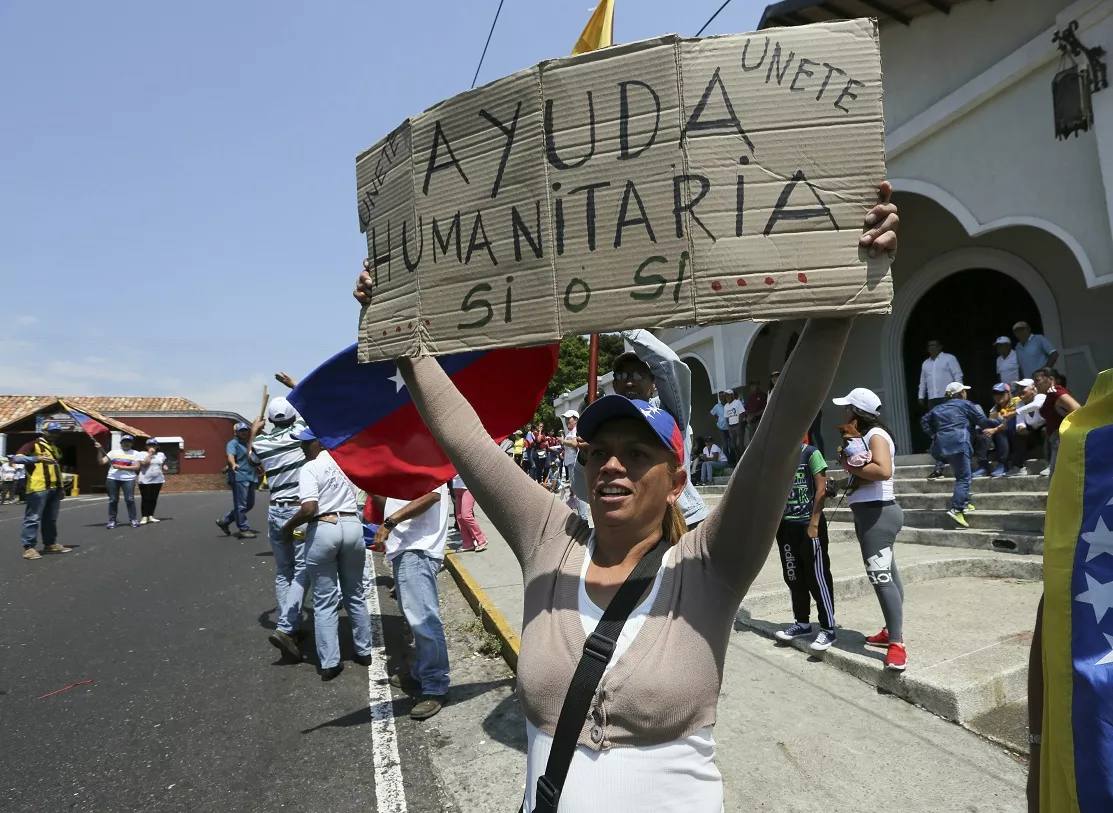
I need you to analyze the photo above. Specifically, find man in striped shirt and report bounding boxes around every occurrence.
[250,388,310,661]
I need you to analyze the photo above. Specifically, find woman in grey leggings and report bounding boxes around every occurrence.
[832,388,907,672]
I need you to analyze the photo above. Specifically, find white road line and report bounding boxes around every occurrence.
[365,550,408,813]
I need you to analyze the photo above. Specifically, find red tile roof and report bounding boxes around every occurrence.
[0,395,203,434]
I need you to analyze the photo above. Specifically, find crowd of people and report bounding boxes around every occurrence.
[12,424,171,560]
[914,322,1079,529]
[203,380,459,722]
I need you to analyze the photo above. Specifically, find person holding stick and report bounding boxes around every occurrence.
[95,434,144,529]
[353,184,900,812]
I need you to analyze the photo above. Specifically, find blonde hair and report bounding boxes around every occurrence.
[662,458,688,544]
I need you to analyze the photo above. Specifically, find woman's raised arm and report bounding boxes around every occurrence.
[692,318,853,594]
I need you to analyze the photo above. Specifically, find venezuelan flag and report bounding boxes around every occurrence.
[1042,369,1113,811]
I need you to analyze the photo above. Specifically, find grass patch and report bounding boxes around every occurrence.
[460,618,504,658]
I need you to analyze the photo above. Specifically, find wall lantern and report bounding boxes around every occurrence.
[1052,20,1109,140]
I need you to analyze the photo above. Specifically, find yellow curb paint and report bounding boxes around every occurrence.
[444,552,520,671]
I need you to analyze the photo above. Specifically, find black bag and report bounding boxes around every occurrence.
[519,539,669,813]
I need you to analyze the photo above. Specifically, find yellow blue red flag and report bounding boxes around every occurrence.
[571,0,614,55]
[1042,368,1113,811]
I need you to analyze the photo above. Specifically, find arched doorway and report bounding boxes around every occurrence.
[742,319,804,391]
[683,355,718,443]
[902,268,1042,452]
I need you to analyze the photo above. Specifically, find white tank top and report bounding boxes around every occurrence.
[522,536,724,812]
[847,428,896,504]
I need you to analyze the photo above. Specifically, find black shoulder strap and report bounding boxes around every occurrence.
[525,539,669,813]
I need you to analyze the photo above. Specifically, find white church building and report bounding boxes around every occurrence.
[555,0,1113,455]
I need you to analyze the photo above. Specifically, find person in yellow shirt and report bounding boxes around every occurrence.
[983,383,1025,476]
[512,430,525,468]
[13,422,72,560]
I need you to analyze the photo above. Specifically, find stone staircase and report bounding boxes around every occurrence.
[700,453,1048,555]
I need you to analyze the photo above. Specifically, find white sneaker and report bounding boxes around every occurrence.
[148,517,161,523]
[1039,467,1051,477]
[139,517,149,525]
[775,623,812,641]
[809,629,837,652]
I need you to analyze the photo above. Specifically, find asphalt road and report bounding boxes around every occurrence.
[0,490,454,813]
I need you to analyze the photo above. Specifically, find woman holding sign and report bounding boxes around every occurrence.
[354,186,898,812]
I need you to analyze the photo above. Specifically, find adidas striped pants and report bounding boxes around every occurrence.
[776,516,835,631]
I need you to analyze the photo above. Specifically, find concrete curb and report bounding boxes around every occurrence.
[443,551,521,671]
[737,615,1030,740]
[737,557,1041,741]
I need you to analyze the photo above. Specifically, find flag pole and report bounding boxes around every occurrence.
[587,334,600,403]
[258,385,269,421]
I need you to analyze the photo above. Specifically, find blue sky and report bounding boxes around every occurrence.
[0,0,767,419]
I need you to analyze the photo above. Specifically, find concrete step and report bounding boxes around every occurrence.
[888,492,1047,511]
[829,506,1045,534]
[892,453,938,466]
[712,472,1048,491]
[831,461,1045,480]
[889,474,1049,495]
[737,573,1042,748]
[828,520,1042,555]
[695,487,1048,512]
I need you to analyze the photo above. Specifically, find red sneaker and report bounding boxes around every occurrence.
[865,628,889,648]
[885,643,907,671]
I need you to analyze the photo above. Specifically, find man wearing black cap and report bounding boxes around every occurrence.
[217,421,260,539]
[571,329,708,529]
[12,421,71,561]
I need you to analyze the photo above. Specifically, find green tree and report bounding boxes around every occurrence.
[597,333,626,373]
[531,333,626,430]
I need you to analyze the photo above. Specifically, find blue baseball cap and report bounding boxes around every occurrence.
[992,383,1010,393]
[576,395,685,465]
[121,434,135,441]
[234,421,250,431]
[292,426,317,442]
[44,421,62,431]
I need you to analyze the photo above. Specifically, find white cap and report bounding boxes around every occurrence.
[562,409,580,419]
[832,387,881,416]
[993,336,1011,345]
[266,396,299,423]
[945,382,971,396]
[1015,378,1035,388]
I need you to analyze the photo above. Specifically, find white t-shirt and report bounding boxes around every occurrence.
[1,464,14,482]
[848,428,896,504]
[563,427,580,466]
[722,400,743,426]
[1015,394,1047,430]
[384,483,450,563]
[522,536,723,813]
[297,451,358,515]
[700,444,727,463]
[995,351,1020,385]
[138,451,167,484]
[106,449,145,481]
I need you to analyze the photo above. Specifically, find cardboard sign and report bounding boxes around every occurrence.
[356,19,890,362]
